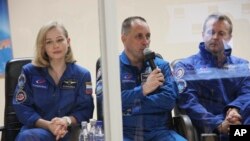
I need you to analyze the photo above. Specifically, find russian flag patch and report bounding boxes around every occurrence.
[85,82,92,95]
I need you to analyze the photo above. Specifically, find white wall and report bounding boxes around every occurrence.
[1,0,250,138]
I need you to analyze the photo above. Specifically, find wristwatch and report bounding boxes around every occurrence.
[63,116,72,126]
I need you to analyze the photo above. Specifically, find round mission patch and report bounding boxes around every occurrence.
[16,89,27,103]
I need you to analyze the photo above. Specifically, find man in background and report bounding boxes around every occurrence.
[173,13,250,141]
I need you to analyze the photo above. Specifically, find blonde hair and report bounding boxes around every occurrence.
[32,21,76,67]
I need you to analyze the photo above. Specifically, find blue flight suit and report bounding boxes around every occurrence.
[173,42,250,140]
[13,63,94,141]
[97,51,186,141]
[242,101,250,124]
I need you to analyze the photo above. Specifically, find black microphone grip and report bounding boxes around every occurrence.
[143,48,156,70]
[149,59,156,70]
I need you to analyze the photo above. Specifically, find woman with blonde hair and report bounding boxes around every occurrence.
[13,21,94,141]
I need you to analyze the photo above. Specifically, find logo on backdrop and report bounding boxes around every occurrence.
[0,0,13,76]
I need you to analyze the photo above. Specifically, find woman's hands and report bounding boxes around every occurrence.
[48,117,69,140]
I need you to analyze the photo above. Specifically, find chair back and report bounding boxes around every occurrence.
[95,57,103,121]
[171,58,219,141]
[3,58,32,141]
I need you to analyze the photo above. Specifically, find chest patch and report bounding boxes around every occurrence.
[140,72,149,83]
[61,79,77,89]
[32,77,48,89]
[122,73,136,83]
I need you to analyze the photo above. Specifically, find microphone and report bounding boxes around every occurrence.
[143,48,156,70]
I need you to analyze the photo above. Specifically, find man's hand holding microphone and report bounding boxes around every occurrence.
[142,48,165,96]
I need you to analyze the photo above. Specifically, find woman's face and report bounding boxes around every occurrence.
[44,26,70,61]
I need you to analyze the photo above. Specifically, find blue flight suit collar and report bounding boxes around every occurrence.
[198,42,232,67]
[120,51,131,66]
[38,63,75,86]
[120,51,148,71]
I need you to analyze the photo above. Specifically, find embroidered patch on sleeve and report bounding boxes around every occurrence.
[174,67,185,79]
[17,73,26,88]
[85,82,92,95]
[16,89,27,103]
[176,79,187,93]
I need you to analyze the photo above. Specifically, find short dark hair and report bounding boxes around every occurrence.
[203,13,233,34]
[121,16,147,35]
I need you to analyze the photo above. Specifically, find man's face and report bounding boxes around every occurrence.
[202,18,232,55]
[122,20,151,62]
